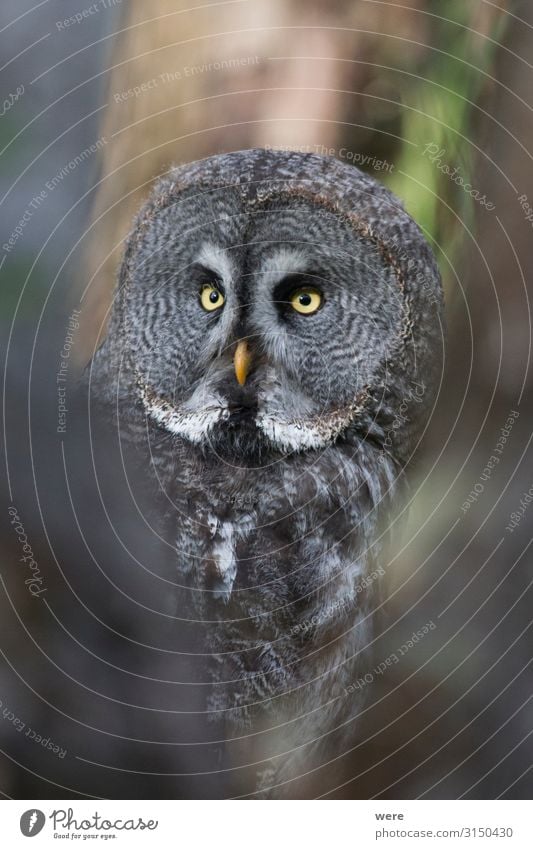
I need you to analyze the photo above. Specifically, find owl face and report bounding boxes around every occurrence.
[98,150,442,464]
[125,186,404,460]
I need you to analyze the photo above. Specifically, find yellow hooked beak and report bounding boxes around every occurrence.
[234,340,252,386]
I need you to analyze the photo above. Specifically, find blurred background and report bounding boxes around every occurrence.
[1,0,532,799]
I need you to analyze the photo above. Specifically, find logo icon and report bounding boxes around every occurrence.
[20,810,46,837]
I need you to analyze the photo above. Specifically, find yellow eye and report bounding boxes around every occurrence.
[200,284,225,312]
[289,288,322,315]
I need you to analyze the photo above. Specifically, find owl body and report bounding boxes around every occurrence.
[89,149,443,793]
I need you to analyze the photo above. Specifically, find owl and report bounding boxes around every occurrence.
[88,149,443,796]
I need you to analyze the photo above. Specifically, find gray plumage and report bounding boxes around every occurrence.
[89,148,443,794]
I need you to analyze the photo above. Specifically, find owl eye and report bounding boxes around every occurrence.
[289,287,323,315]
[200,284,225,312]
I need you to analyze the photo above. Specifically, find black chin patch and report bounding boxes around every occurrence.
[203,414,274,465]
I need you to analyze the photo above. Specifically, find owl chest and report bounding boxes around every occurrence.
[174,489,363,630]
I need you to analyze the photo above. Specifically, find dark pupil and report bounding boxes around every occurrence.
[209,289,220,303]
[299,293,312,306]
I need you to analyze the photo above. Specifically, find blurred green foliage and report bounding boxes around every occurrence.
[384,2,508,289]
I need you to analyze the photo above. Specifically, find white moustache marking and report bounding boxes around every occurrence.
[257,413,334,452]
[136,375,363,451]
[138,383,229,443]
[256,407,356,452]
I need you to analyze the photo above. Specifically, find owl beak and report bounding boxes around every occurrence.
[234,340,252,386]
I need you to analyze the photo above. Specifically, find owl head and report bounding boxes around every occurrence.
[91,149,443,465]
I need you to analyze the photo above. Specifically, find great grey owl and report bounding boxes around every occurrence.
[88,148,443,796]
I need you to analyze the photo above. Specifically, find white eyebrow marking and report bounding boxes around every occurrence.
[259,248,310,286]
[196,242,236,288]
